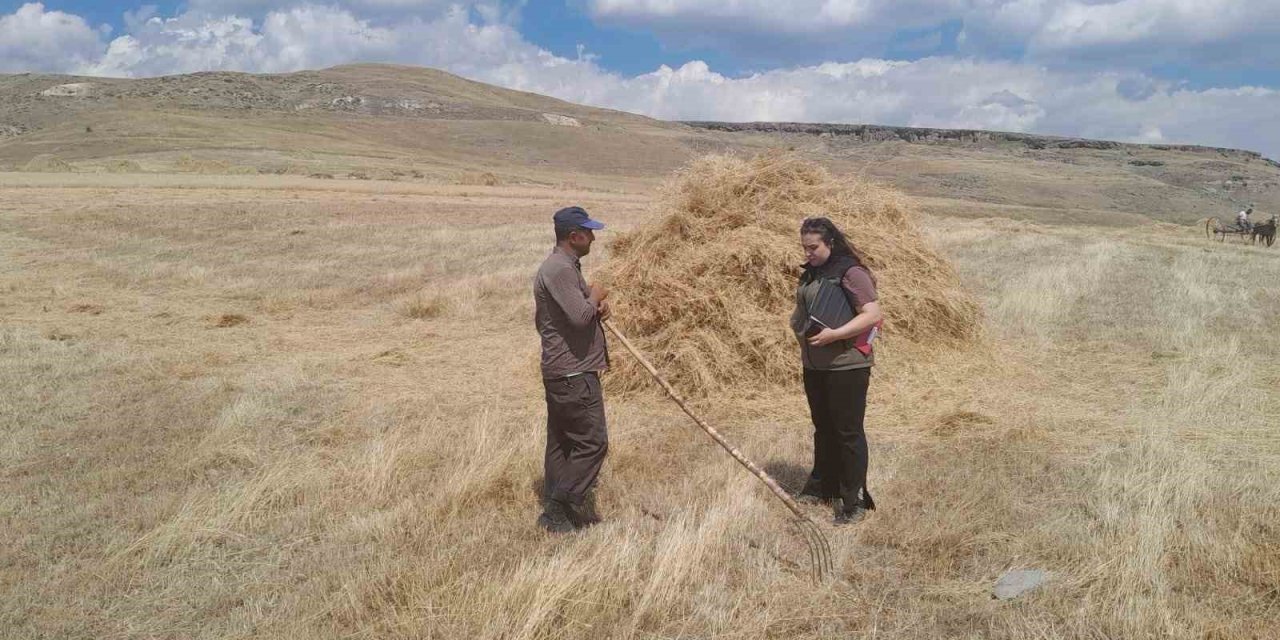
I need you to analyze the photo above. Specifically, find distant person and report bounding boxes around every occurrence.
[790,217,883,525]
[532,206,612,533]
[1237,206,1254,231]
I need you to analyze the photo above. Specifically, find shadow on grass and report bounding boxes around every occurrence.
[764,459,810,495]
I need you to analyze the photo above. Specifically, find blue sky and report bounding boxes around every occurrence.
[3,1,1280,157]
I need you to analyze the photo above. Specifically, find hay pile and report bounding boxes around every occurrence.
[599,153,981,395]
[458,171,500,186]
[177,155,257,175]
[104,160,143,173]
[23,154,73,173]
[177,155,228,173]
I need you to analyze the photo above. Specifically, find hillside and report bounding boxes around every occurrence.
[0,64,693,185]
[3,63,1279,225]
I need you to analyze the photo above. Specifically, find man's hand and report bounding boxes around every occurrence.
[807,327,840,347]
[597,299,612,322]
[588,282,609,305]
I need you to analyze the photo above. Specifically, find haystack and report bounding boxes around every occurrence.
[23,154,73,173]
[459,171,500,186]
[178,155,226,173]
[177,155,255,174]
[599,153,980,395]
[104,159,143,173]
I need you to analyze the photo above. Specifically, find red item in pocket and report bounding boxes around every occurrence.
[853,320,882,356]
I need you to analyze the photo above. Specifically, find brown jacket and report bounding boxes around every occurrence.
[534,247,608,379]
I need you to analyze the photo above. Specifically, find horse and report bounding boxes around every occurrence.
[1251,215,1277,247]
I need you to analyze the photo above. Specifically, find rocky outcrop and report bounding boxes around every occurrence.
[541,113,581,127]
[40,83,92,97]
[682,121,1268,161]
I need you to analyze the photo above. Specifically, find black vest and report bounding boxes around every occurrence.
[791,255,874,370]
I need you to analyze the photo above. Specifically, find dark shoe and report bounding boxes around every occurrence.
[537,500,575,534]
[564,501,601,529]
[834,505,868,526]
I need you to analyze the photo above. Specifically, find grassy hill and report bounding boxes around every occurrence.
[0,64,692,185]
[3,62,1279,224]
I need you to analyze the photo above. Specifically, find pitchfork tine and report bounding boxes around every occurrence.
[818,523,834,578]
[809,519,833,579]
[797,518,834,582]
[792,519,818,583]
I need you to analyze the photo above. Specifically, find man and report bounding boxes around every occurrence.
[533,206,612,533]
[1237,206,1254,231]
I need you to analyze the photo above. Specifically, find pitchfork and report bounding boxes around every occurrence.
[603,319,835,583]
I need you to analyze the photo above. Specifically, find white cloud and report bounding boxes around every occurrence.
[188,0,458,12]
[1032,1,1255,51]
[184,0,509,21]
[587,0,1280,69]
[82,5,531,77]
[2,2,1279,158]
[588,0,948,34]
[0,3,107,73]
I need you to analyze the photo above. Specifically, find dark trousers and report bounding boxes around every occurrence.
[801,367,875,512]
[543,372,608,505]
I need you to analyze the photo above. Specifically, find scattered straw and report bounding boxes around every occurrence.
[23,154,74,173]
[599,152,981,395]
[400,294,450,320]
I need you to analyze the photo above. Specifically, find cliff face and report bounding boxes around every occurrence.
[682,121,1275,165]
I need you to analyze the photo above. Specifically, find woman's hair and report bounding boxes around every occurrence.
[800,216,864,264]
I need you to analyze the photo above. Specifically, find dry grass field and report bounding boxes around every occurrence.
[3,166,1278,639]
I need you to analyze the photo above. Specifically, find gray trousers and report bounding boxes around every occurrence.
[543,372,608,505]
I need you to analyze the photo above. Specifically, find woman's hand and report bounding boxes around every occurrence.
[807,327,841,347]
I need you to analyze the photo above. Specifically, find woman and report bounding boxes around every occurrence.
[790,217,883,525]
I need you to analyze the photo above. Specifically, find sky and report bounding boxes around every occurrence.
[2,1,1279,158]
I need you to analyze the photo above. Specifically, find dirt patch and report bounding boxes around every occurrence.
[212,313,249,328]
[68,303,105,315]
[931,410,996,436]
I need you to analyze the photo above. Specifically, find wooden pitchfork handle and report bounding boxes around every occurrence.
[602,319,808,520]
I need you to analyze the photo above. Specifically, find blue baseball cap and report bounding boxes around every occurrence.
[553,206,605,231]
